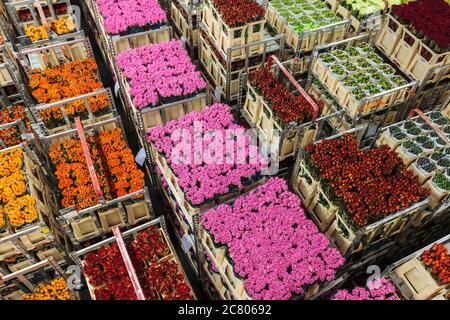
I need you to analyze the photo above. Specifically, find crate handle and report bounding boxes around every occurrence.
[267,55,319,122]
[74,117,104,203]
[407,108,450,145]
[112,226,146,300]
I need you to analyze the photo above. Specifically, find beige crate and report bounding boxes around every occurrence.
[98,208,126,233]
[422,179,450,210]
[376,15,404,57]
[202,230,226,267]
[125,200,152,225]
[242,85,263,124]
[394,257,445,300]
[71,216,101,242]
[391,28,420,74]
[396,145,421,167]
[201,0,266,60]
[407,42,449,84]
[308,186,339,232]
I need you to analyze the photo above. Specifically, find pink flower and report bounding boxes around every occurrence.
[201,178,345,300]
[96,0,167,35]
[117,40,207,109]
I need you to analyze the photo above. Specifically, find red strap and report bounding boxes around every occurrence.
[408,108,450,144]
[74,117,103,201]
[268,55,319,122]
[112,226,146,300]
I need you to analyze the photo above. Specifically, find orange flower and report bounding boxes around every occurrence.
[0,105,31,149]
[22,277,71,300]
[50,16,75,35]
[49,128,145,210]
[0,148,38,228]
[29,58,109,129]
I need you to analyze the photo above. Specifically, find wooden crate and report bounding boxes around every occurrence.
[376,130,406,150]
[220,255,245,298]
[391,28,420,75]
[394,257,445,300]
[422,179,450,210]
[125,200,152,225]
[242,83,263,124]
[98,208,126,233]
[202,230,226,267]
[137,95,207,133]
[0,239,21,261]
[295,161,319,207]
[202,0,266,60]
[307,185,339,232]
[35,247,65,262]
[325,214,357,255]
[71,216,101,242]
[171,2,199,46]
[376,15,404,57]
[18,229,52,251]
[407,42,449,84]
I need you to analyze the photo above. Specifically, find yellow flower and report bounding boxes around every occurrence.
[25,25,48,42]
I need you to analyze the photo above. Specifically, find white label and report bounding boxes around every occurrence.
[180,36,187,48]
[114,81,120,96]
[181,234,193,253]
[214,86,222,102]
[21,133,34,140]
[135,148,146,166]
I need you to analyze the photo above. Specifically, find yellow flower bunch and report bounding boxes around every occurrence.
[25,25,48,42]
[0,149,24,178]
[51,16,75,35]
[6,195,38,227]
[22,277,71,300]
[0,148,38,228]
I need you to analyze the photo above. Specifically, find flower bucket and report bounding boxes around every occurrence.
[422,179,450,209]
[409,162,436,185]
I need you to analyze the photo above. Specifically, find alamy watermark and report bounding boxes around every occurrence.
[167,121,281,175]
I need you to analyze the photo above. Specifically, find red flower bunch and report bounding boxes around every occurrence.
[392,0,450,50]
[0,106,31,149]
[146,260,194,300]
[83,226,193,300]
[421,243,450,284]
[305,134,430,227]
[211,0,265,28]
[249,66,315,124]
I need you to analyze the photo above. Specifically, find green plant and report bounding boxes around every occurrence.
[356,58,371,68]
[437,158,450,168]
[422,140,435,150]
[432,173,450,191]
[378,79,392,90]
[403,121,417,130]
[445,148,450,155]
[380,64,396,75]
[403,140,417,149]
[409,145,423,155]
[443,126,450,134]
[343,62,357,72]
[416,136,431,144]
[390,75,407,86]
[407,127,421,135]
[423,163,437,173]
[421,123,432,131]
[436,138,446,147]
[417,156,431,167]
[331,64,346,76]
[433,117,449,126]
[393,132,407,140]
[429,111,442,120]
[415,117,426,124]
[367,53,383,64]
[345,46,359,57]
[389,126,401,134]
[431,152,445,161]
[363,83,381,95]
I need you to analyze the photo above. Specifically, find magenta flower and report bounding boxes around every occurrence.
[201,178,345,300]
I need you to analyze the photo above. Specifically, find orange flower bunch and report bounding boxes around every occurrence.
[51,16,75,35]
[29,58,109,129]
[49,137,113,209]
[98,128,145,197]
[0,206,5,231]
[0,148,38,228]
[21,277,71,300]
[49,128,145,210]
[25,25,48,42]
[0,105,31,149]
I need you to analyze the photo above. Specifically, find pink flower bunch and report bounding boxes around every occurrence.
[117,40,207,109]
[96,0,167,35]
[333,278,399,300]
[147,103,268,206]
[201,178,345,300]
